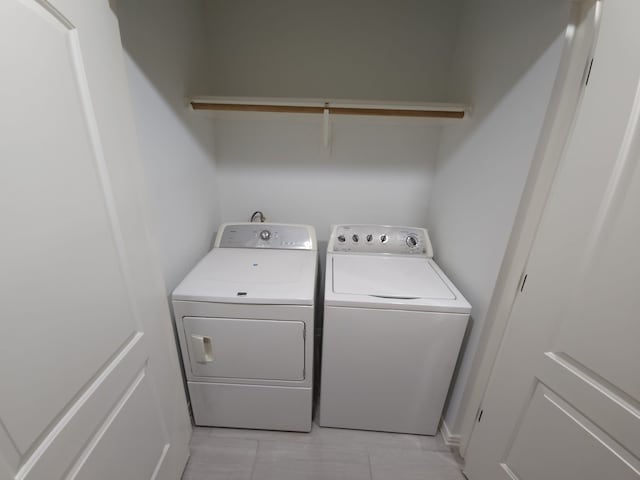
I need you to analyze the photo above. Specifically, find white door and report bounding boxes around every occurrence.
[0,1,191,479]
[464,1,640,479]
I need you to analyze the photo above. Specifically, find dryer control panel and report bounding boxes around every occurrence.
[328,225,433,257]
[215,223,317,250]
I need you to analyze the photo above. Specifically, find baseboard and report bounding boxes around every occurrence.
[440,419,462,448]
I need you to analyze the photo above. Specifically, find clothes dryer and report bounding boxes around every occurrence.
[173,223,317,432]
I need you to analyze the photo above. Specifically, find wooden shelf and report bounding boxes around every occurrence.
[189,97,467,119]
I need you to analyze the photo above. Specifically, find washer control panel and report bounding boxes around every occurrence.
[216,223,316,250]
[329,225,433,257]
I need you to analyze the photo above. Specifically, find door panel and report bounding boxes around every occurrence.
[16,335,147,480]
[539,353,640,460]
[0,0,137,452]
[183,317,305,381]
[464,1,640,478]
[504,385,639,480]
[552,159,640,400]
[0,1,190,479]
[72,372,167,480]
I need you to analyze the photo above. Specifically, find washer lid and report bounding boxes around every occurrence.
[172,248,317,305]
[326,255,471,313]
[332,255,455,300]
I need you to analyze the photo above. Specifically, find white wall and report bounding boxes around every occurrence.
[202,0,464,102]
[117,0,572,437]
[212,113,442,240]
[426,0,571,432]
[117,0,220,292]
[203,0,464,240]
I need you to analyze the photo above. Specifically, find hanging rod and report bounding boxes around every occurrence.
[189,97,467,119]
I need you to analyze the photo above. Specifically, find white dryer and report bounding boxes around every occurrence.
[319,225,470,435]
[172,223,317,432]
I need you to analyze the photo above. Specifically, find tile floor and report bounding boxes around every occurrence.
[182,422,464,480]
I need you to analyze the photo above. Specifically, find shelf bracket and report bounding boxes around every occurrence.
[323,102,330,149]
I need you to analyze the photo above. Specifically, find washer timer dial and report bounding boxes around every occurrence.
[406,234,418,248]
[259,229,271,241]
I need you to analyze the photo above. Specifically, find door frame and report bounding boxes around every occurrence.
[456,0,600,456]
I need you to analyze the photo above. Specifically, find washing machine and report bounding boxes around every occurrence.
[172,223,317,432]
[319,224,470,435]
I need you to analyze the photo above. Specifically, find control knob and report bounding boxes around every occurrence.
[366,234,373,242]
[259,229,271,241]
[406,235,418,247]
[337,234,346,243]
[380,234,389,243]
[352,234,359,242]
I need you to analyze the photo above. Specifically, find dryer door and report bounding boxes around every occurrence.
[183,317,305,381]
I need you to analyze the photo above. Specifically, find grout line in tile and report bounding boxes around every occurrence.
[249,439,260,480]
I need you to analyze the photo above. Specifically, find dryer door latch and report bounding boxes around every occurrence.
[191,335,214,363]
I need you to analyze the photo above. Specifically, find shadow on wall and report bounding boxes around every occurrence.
[428,0,572,432]
[201,0,465,102]
[115,0,215,170]
[115,0,221,293]
[437,0,570,167]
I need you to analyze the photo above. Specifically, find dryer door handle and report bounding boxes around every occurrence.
[191,334,214,363]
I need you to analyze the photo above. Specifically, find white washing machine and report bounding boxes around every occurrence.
[172,223,317,432]
[319,224,470,435]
